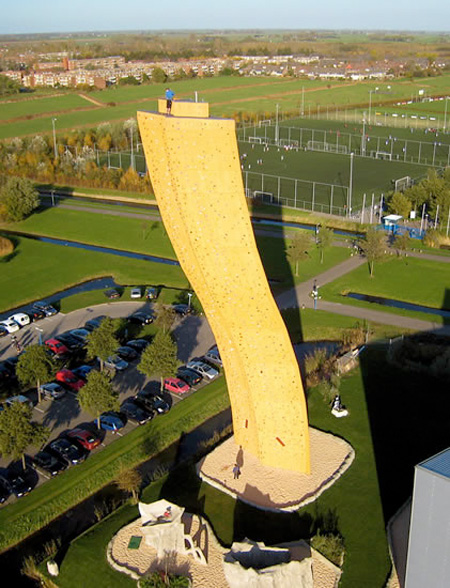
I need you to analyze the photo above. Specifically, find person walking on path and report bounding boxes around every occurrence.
[233,463,241,480]
[165,88,175,115]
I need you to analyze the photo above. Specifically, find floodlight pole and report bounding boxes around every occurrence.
[130,125,135,171]
[444,97,448,133]
[52,118,57,160]
[362,112,366,156]
[348,152,354,217]
[275,104,279,145]
[301,86,305,116]
[368,87,379,126]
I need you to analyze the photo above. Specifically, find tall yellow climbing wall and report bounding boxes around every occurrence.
[137,102,310,474]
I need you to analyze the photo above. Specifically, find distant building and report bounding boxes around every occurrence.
[405,447,450,588]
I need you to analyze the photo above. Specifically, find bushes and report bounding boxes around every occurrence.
[388,333,450,379]
[0,236,14,256]
[311,530,345,567]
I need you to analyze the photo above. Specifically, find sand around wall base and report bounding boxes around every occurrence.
[197,428,354,512]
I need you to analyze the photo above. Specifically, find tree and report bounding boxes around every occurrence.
[316,225,334,264]
[359,228,388,277]
[16,345,56,403]
[388,191,412,219]
[151,67,167,84]
[0,176,39,222]
[393,232,411,257]
[138,330,178,391]
[155,304,176,334]
[287,231,312,276]
[86,317,119,371]
[115,466,142,503]
[77,370,119,427]
[0,402,49,469]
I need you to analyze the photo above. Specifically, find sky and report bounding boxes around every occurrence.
[1,0,449,35]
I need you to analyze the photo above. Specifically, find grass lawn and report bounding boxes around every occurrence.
[0,235,187,313]
[55,339,450,587]
[320,255,450,324]
[51,351,398,588]
[4,206,177,260]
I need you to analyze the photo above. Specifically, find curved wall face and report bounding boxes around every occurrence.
[137,104,310,474]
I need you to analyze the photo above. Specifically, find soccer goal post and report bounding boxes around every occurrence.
[249,136,263,144]
[374,151,392,160]
[394,176,412,192]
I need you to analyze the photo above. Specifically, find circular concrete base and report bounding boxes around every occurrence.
[197,428,354,512]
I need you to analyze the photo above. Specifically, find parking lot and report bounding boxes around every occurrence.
[0,300,216,500]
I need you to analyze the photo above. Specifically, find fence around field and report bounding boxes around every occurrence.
[243,171,349,216]
[237,123,450,168]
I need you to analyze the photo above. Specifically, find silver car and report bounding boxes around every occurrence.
[104,355,128,371]
[186,360,218,380]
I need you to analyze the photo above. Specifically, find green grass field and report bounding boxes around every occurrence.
[0,235,186,313]
[320,254,450,324]
[2,74,450,140]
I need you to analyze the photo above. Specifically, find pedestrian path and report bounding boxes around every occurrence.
[276,254,450,335]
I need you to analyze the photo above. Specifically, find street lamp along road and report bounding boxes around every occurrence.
[52,118,57,160]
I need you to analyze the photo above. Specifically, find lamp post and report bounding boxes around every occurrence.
[348,152,354,217]
[444,97,448,133]
[275,103,279,145]
[368,87,379,125]
[52,118,57,160]
[187,292,193,310]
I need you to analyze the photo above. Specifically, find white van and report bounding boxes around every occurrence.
[8,313,31,328]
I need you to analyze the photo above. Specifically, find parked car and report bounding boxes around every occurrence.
[5,395,33,409]
[130,287,142,299]
[128,311,154,325]
[0,477,11,503]
[116,345,138,361]
[66,428,101,451]
[8,313,31,328]
[2,357,18,377]
[203,346,223,367]
[125,339,149,354]
[98,411,126,432]
[0,469,32,498]
[120,398,153,425]
[135,391,170,415]
[26,308,45,322]
[177,367,202,387]
[103,355,128,371]
[0,363,14,386]
[47,438,88,465]
[32,301,58,317]
[146,287,159,300]
[45,338,70,357]
[72,365,95,381]
[0,318,20,334]
[55,369,85,392]
[68,328,90,343]
[31,450,67,477]
[104,288,120,299]
[164,377,190,395]
[41,382,66,400]
[172,304,191,316]
[55,332,85,351]
[0,325,8,338]
[186,360,218,380]
[84,315,107,332]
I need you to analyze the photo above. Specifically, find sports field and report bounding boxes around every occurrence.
[1,74,449,140]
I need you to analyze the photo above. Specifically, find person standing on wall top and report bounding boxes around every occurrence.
[165,87,175,115]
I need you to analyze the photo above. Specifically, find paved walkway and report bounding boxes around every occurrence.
[43,199,450,335]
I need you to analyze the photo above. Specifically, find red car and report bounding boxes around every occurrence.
[45,338,70,356]
[164,377,190,394]
[56,369,85,392]
[66,428,101,451]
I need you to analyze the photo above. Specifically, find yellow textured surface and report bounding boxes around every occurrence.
[157,99,209,118]
[137,105,310,474]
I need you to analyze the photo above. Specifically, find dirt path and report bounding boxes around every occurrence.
[78,92,105,107]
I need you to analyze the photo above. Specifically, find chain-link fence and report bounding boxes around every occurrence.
[237,123,450,168]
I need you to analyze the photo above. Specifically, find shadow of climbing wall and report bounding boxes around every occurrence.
[138,102,310,474]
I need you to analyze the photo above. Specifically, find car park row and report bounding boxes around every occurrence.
[0,303,220,505]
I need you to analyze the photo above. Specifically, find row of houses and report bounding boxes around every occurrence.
[2,54,447,89]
